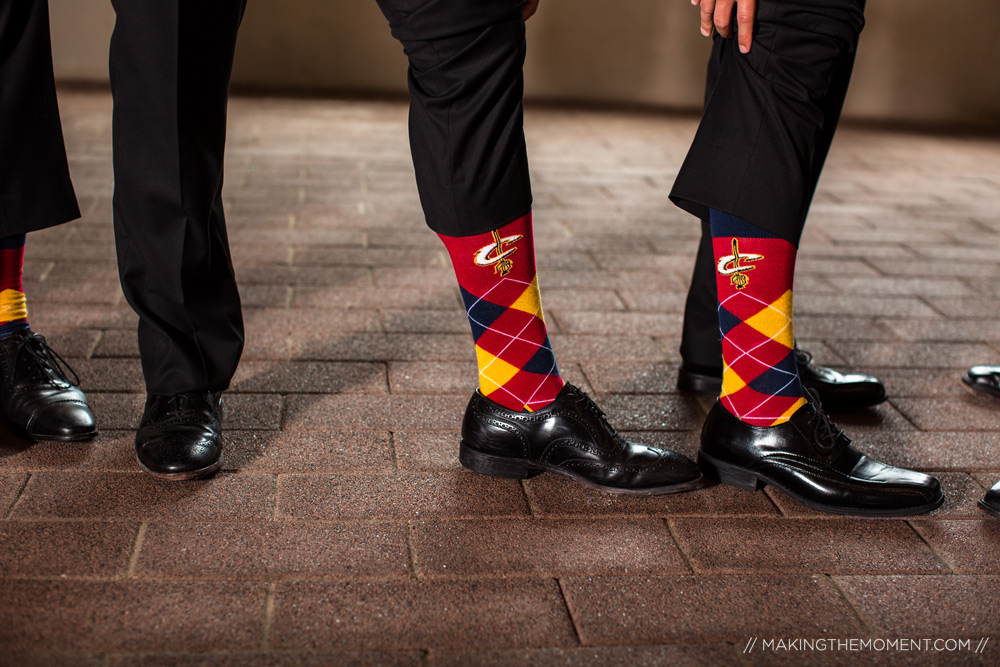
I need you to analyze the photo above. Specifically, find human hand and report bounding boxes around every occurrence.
[692,0,756,54]
[524,0,540,20]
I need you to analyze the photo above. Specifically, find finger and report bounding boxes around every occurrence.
[523,0,540,21]
[700,0,715,36]
[736,0,755,53]
[714,0,734,39]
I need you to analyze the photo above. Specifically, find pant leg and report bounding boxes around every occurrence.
[109,0,246,395]
[670,0,865,245]
[376,0,532,237]
[678,0,864,368]
[0,0,78,236]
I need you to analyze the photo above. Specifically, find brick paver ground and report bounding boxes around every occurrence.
[2,90,1000,665]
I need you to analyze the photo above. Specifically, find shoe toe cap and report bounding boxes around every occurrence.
[27,402,97,441]
[136,432,222,479]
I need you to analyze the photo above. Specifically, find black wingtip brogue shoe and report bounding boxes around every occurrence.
[697,392,944,517]
[980,480,1000,518]
[459,382,703,495]
[962,366,1000,400]
[0,331,97,442]
[135,391,223,481]
[678,348,887,411]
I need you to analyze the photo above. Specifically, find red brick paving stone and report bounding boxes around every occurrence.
[971,472,1000,491]
[562,575,864,644]
[583,362,680,394]
[0,653,105,667]
[842,432,997,472]
[0,522,138,578]
[393,430,461,471]
[410,518,688,577]
[908,520,1000,574]
[555,312,680,336]
[597,394,704,431]
[105,652,425,667]
[381,308,468,334]
[293,286,459,310]
[524,475,780,517]
[0,431,145,473]
[830,343,996,369]
[288,333,470,362]
[0,581,265,651]
[241,307,383,334]
[73,358,146,392]
[225,430,395,473]
[283,394,469,431]
[135,521,410,580]
[879,369,980,400]
[549,334,672,363]
[230,361,388,394]
[765,472,986,519]
[270,579,575,649]
[276,471,530,520]
[892,398,1000,431]
[0,473,27,516]
[835,576,1000,637]
[428,644,737,666]
[388,361,477,394]
[11,472,274,521]
[670,518,946,574]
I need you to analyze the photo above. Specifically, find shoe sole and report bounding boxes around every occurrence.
[136,455,223,481]
[979,499,1000,518]
[961,376,1000,400]
[10,421,99,443]
[459,441,704,496]
[698,450,945,517]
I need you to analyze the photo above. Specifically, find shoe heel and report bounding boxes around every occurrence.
[697,452,764,491]
[459,442,543,479]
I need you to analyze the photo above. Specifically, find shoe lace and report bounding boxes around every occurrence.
[14,333,80,388]
[804,387,842,454]
[569,385,624,443]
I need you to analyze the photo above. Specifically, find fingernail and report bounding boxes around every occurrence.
[739,44,749,54]
[701,27,711,36]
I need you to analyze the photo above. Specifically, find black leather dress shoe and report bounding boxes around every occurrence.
[460,383,702,494]
[698,393,943,516]
[136,392,223,480]
[0,331,97,441]
[980,480,1000,518]
[962,365,1000,399]
[678,348,887,411]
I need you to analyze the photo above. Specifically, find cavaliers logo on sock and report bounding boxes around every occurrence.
[473,230,523,276]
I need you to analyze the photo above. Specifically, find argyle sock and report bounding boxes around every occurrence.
[710,210,806,426]
[439,212,564,412]
[0,235,30,339]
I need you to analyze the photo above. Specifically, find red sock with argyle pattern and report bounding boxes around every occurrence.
[439,212,564,412]
[711,210,806,426]
[0,235,30,339]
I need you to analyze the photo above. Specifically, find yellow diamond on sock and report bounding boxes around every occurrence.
[508,276,543,319]
[0,288,27,323]
[769,396,808,426]
[476,345,522,396]
[744,289,795,348]
[721,363,747,397]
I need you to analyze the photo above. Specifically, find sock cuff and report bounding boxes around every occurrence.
[709,209,778,239]
[0,234,27,250]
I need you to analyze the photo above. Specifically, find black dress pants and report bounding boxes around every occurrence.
[375,0,532,237]
[672,0,865,371]
[109,0,247,395]
[0,0,78,237]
